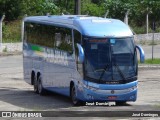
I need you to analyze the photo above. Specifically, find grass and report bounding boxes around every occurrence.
[154,103,160,108]
[140,58,160,64]
[148,41,158,45]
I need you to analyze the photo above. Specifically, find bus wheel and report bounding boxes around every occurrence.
[33,76,38,93]
[37,76,46,95]
[71,85,80,106]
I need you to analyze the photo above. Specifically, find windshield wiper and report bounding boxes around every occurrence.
[114,63,126,82]
[98,64,109,83]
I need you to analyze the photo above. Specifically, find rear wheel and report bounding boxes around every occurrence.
[71,85,80,106]
[33,76,38,93]
[37,76,46,95]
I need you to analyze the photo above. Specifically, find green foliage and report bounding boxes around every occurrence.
[132,26,145,34]
[0,0,22,21]
[20,0,59,16]
[54,0,74,14]
[102,0,160,34]
[3,20,21,43]
[81,1,105,16]
[144,58,160,64]
[0,0,59,21]
[131,26,152,34]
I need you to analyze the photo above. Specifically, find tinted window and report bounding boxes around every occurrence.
[25,22,73,53]
[55,27,72,52]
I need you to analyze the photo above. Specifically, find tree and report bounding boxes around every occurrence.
[53,0,74,14]
[0,0,59,21]
[81,0,105,16]
[0,0,22,21]
[21,0,59,16]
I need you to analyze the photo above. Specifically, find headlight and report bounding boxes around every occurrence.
[129,85,137,92]
[88,85,98,91]
[80,82,98,91]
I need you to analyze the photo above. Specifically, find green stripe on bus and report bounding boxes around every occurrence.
[31,45,43,52]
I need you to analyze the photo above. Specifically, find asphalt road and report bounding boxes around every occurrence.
[0,55,160,119]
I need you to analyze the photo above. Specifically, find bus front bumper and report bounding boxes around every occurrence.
[76,80,138,102]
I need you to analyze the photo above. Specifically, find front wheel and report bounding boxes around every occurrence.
[71,85,80,106]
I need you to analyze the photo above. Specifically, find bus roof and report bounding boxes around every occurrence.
[24,15,133,38]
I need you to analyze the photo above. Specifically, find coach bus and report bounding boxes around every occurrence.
[22,15,145,105]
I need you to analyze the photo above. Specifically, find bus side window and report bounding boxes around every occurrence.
[74,30,83,77]
[25,22,73,55]
[25,22,55,48]
[25,23,34,44]
[41,25,55,48]
[55,27,73,54]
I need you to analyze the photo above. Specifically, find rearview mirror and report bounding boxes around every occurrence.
[136,45,145,63]
[77,43,85,63]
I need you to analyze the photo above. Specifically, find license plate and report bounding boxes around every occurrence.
[108,96,117,100]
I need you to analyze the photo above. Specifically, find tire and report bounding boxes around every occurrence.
[71,85,80,106]
[37,76,46,95]
[33,76,38,93]
[116,101,127,106]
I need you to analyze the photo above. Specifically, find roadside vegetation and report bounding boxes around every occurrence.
[3,20,21,43]
[144,58,160,64]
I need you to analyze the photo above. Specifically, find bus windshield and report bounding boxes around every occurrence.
[84,37,137,84]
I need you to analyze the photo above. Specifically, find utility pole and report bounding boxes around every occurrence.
[146,13,149,34]
[146,7,152,34]
[152,21,156,60]
[0,15,5,52]
[74,0,81,15]
[146,7,149,34]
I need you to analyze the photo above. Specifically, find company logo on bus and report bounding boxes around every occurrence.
[111,90,115,94]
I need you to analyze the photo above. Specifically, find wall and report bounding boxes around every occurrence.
[0,43,22,52]
[134,33,160,43]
